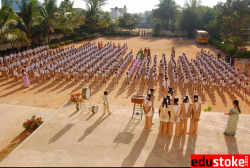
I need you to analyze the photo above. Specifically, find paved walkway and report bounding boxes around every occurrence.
[1,103,250,167]
[0,104,55,151]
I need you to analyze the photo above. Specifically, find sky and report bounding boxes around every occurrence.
[58,0,227,13]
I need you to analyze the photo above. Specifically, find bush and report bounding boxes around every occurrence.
[210,38,237,56]
[65,40,73,44]
[152,33,161,37]
[60,42,65,46]
[236,51,250,58]
[73,36,84,42]
[103,31,139,37]
[23,115,43,131]
[204,105,212,112]
[49,44,55,49]
[54,43,60,47]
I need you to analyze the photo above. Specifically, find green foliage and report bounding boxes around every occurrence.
[178,7,200,37]
[235,51,250,58]
[54,43,60,47]
[49,44,55,48]
[200,6,218,29]
[210,38,237,56]
[84,0,109,33]
[0,1,30,45]
[103,11,112,24]
[65,40,73,44]
[153,0,180,30]
[204,105,212,112]
[116,13,141,31]
[60,42,65,46]
[103,31,139,37]
[153,22,162,34]
[73,36,84,42]
[152,33,161,37]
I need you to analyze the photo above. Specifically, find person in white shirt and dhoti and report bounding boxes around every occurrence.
[162,77,170,97]
[102,91,112,115]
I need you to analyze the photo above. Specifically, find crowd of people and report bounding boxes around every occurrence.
[143,87,241,137]
[0,42,130,87]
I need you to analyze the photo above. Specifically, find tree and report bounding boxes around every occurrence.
[177,0,202,36]
[57,1,85,41]
[215,0,250,48]
[83,0,108,33]
[200,6,218,29]
[38,0,60,45]
[116,13,141,31]
[15,0,43,46]
[153,0,180,30]
[103,11,112,24]
[0,1,29,50]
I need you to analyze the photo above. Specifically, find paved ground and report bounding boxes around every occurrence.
[1,103,249,167]
[0,104,55,151]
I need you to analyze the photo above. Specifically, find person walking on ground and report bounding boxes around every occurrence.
[22,69,30,88]
[224,100,241,136]
[102,91,112,115]
[144,30,146,36]
[180,37,183,44]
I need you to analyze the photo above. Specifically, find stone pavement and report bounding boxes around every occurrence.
[0,103,250,167]
[0,104,55,151]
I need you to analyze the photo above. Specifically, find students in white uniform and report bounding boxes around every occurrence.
[169,98,181,136]
[13,67,19,82]
[180,96,192,134]
[162,77,170,97]
[159,98,170,135]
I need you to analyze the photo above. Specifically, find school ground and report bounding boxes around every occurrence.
[0,35,249,113]
[0,35,250,166]
[0,103,250,167]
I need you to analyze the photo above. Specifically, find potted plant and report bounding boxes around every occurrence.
[23,115,43,132]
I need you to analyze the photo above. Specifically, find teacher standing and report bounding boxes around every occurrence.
[224,100,241,136]
[22,69,30,88]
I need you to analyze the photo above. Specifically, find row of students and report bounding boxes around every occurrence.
[158,95,201,136]
[0,42,129,86]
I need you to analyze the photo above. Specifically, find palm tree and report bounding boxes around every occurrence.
[57,1,85,41]
[15,0,43,47]
[154,0,180,29]
[0,1,29,51]
[184,0,202,9]
[84,0,108,33]
[38,0,60,45]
